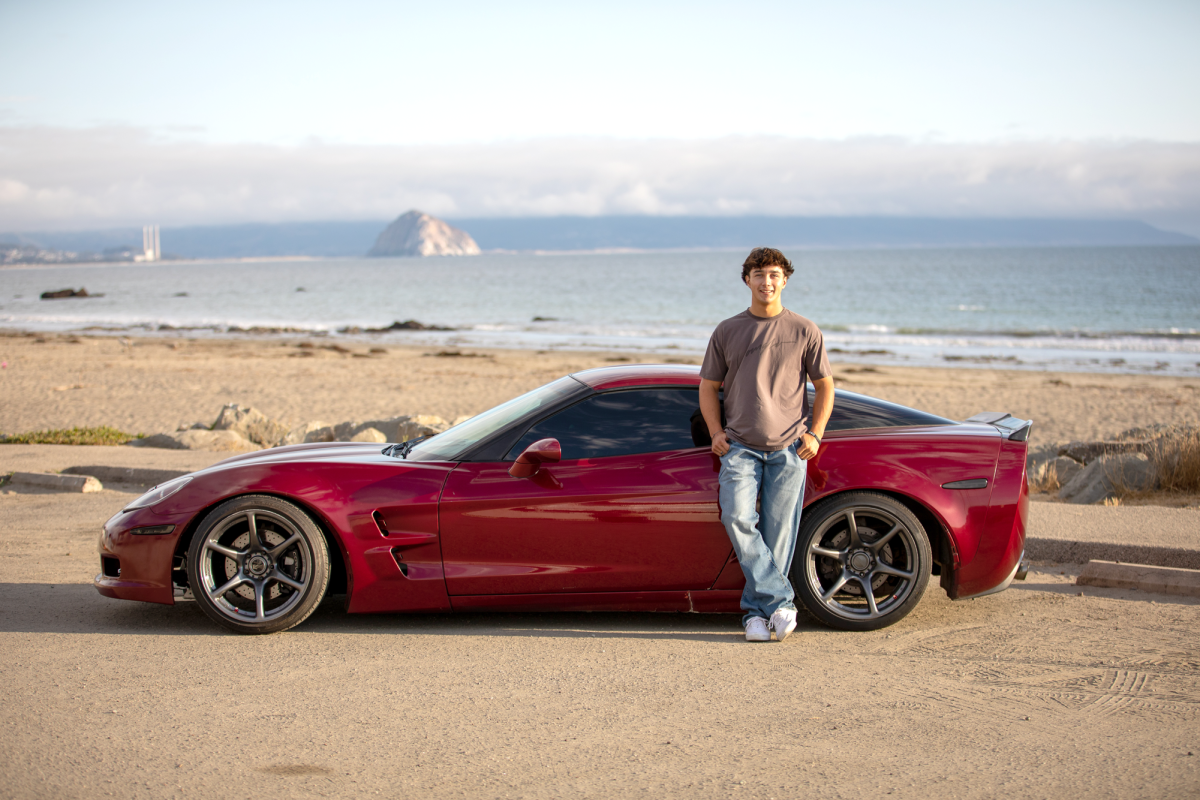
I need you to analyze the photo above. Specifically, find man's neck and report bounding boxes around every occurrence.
[748,300,786,318]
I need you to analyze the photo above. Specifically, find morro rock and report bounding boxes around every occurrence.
[367,210,481,257]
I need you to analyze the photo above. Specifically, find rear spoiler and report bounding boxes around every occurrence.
[965,412,1033,442]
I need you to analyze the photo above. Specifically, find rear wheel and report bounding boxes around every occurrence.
[792,492,931,631]
[187,495,330,634]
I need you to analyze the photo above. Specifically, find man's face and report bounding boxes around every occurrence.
[745,265,788,305]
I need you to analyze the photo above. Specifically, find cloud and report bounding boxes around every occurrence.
[1,126,1199,234]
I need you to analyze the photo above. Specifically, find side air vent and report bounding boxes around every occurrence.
[942,479,989,490]
[390,547,409,577]
[373,510,389,536]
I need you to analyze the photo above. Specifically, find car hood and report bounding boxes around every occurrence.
[196,441,401,476]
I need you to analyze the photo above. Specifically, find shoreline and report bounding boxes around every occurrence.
[2,323,1197,380]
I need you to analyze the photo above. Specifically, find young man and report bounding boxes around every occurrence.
[699,247,834,642]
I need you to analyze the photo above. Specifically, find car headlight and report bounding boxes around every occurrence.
[125,476,192,511]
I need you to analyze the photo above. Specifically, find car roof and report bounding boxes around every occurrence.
[571,363,703,390]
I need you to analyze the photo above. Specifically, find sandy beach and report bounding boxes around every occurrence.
[3,330,1199,449]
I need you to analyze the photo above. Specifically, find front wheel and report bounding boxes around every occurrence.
[187,495,330,634]
[792,492,931,631]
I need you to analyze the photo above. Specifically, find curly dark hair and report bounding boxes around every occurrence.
[741,247,794,282]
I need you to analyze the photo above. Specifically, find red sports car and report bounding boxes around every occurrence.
[96,364,1031,635]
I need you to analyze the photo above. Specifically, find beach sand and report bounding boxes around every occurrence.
[2,330,1198,447]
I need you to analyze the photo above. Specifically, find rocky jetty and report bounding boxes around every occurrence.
[367,210,481,257]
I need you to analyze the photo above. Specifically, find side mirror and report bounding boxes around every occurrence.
[508,438,561,478]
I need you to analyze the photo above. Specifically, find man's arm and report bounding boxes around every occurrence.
[797,375,834,460]
[699,379,730,456]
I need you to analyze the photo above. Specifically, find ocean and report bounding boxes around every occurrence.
[2,246,1198,376]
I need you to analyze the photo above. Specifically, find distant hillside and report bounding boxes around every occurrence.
[4,217,1194,260]
[449,216,1199,251]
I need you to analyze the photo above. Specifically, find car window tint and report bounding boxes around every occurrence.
[507,389,705,460]
[813,387,954,430]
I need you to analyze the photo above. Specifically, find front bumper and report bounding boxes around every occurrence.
[94,506,190,605]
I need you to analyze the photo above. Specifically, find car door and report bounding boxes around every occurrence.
[438,388,732,596]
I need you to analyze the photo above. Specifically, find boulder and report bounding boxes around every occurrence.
[128,430,261,452]
[284,421,331,445]
[350,427,387,443]
[1025,444,1059,480]
[1058,440,1149,464]
[302,414,450,444]
[211,404,289,447]
[1058,452,1158,504]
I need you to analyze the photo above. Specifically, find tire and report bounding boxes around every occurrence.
[792,492,931,631]
[187,495,330,635]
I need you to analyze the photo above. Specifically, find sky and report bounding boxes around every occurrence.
[2,0,1199,233]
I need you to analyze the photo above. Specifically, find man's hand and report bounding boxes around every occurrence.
[699,378,729,456]
[796,432,819,460]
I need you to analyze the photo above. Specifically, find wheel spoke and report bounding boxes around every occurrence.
[859,576,880,617]
[205,541,243,560]
[268,533,302,559]
[874,562,914,581]
[845,511,860,547]
[821,572,851,601]
[246,512,262,550]
[211,574,248,598]
[870,523,903,552]
[254,581,265,620]
[810,546,844,560]
[272,570,305,591]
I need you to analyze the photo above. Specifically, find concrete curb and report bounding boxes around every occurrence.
[1077,560,1200,598]
[9,472,103,493]
[1025,536,1200,570]
[60,466,190,486]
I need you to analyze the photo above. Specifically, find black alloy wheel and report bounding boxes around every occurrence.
[187,495,330,635]
[792,492,931,631]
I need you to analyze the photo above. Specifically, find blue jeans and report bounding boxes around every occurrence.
[718,440,807,625]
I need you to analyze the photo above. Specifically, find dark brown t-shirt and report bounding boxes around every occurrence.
[700,308,832,451]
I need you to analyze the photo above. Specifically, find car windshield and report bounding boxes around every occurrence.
[402,376,583,461]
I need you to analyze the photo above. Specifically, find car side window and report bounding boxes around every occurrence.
[506,389,706,460]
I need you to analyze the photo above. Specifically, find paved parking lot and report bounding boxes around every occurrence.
[2,484,1199,799]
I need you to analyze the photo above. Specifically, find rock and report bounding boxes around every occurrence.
[211,404,289,447]
[303,414,449,444]
[1059,440,1149,464]
[40,287,97,299]
[302,425,338,444]
[128,430,261,452]
[350,427,387,443]
[176,422,209,432]
[1025,444,1059,478]
[1048,456,1083,487]
[1058,452,1157,504]
[366,210,481,257]
[362,320,453,332]
[285,421,331,445]
[1027,449,1083,489]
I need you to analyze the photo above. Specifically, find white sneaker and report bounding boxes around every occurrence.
[770,607,798,641]
[744,616,771,642]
